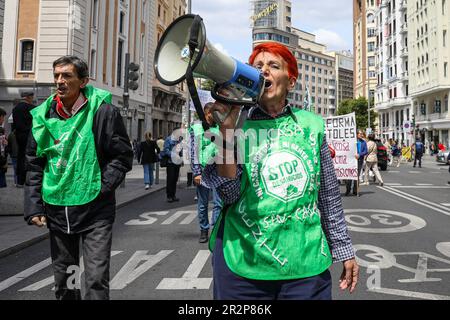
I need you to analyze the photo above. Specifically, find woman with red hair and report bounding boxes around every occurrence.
[203,42,359,300]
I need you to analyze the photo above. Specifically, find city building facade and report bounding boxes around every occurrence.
[0,0,4,59]
[328,50,355,108]
[353,0,378,99]
[0,0,187,142]
[251,0,338,116]
[408,0,450,148]
[374,0,412,144]
[152,0,186,138]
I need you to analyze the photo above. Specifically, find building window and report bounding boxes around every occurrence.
[445,62,448,77]
[119,11,126,34]
[20,40,34,72]
[90,49,97,79]
[92,0,99,29]
[444,30,447,47]
[117,39,124,86]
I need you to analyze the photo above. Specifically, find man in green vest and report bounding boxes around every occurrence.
[202,42,359,300]
[24,56,133,300]
[189,102,223,243]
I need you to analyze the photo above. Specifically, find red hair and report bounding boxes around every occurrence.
[249,42,298,80]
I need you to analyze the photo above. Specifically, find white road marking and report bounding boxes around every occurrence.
[436,242,450,258]
[408,171,422,174]
[0,258,52,292]
[388,171,400,173]
[384,183,402,186]
[110,250,173,290]
[161,210,197,225]
[344,209,426,233]
[125,211,169,225]
[380,186,450,216]
[393,186,450,189]
[415,183,433,186]
[19,251,122,292]
[156,250,212,290]
[441,203,450,207]
[368,287,450,300]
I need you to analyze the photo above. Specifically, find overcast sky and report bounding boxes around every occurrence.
[191,0,353,62]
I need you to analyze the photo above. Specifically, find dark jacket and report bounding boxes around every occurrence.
[6,131,19,158]
[24,100,134,234]
[138,140,160,164]
[13,101,36,150]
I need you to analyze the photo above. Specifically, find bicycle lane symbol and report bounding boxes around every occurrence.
[343,209,450,299]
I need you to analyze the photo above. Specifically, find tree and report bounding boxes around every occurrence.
[200,79,215,91]
[337,97,377,131]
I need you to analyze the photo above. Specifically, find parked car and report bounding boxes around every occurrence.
[436,150,450,164]
[374,139,388,171]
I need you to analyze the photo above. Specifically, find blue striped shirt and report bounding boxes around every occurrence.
[202,105,355,263]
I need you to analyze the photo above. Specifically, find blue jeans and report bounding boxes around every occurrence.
[197,185,223,231]
[143,163,154,185]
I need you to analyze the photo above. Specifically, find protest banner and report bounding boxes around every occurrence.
[189,89,215,111]
[325,113,358,180]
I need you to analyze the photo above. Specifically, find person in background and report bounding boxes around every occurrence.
[24,55,133,300]
[138,132,160,190]
[361,134,384,186]
[203,42,358,300]
[157,135,165,151]
[12,91,36,187]
[345,129,367,196]
[413,137,424,168]
[391,140,402,167]
[447,151,450,185]
[6,125,19,186]
[160,128,183,203]
[0,108,7,188]
[189,102,223,243]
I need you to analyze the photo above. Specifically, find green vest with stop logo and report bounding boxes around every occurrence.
[30,85,111,206]
[189,122,220,168]
[209,108,332,280]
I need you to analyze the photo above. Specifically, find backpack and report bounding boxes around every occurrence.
[392,145,401,156]
[415,142,424,153]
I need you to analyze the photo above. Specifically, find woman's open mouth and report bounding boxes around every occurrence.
[264,80,272,90]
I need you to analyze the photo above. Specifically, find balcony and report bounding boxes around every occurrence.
[399,0,407,11]
[400,24,408,34]
[388,76,399,83]
[401,71,409,81]
[400,47,409,58]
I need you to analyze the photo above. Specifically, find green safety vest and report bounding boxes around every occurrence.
[31,85,112,206]
[209,108,332,280]
[189,122,220,168]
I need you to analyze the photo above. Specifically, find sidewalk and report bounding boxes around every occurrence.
[0,160,190,259]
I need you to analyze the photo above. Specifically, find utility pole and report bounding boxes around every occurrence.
[187,0,192,127]
[368,82,371,130]
[120,53,131,188]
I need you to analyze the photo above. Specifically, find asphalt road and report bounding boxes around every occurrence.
[0,155,449,300]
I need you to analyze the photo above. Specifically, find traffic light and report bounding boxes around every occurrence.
[412,114,415,127]
[127,62,140,91]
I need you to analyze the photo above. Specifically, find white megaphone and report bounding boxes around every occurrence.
[154,14,265,125]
